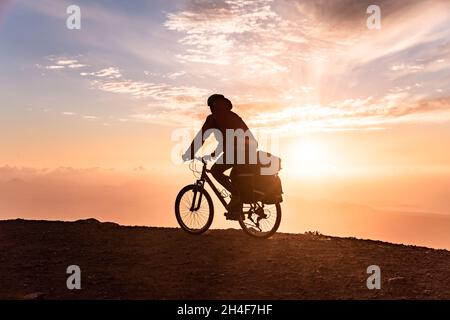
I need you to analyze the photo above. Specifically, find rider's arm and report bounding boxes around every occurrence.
[183,115,215,160]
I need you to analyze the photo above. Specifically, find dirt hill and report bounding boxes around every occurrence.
[0,219,449,299]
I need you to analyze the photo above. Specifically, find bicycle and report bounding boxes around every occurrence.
[175,156,282,238]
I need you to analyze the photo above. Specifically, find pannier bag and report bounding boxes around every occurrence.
[232,151,283,204]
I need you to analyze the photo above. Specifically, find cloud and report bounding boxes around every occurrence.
[56,59,78,65]
[162,0,450,111]
[167,71,186,79]
[79,65,209,107]
[391,64,424,72]
[83,115,98,120]
[67,64,87,69]
[45,65,65,70]
[165,0,303,73]
[388,57,450,79]
[81,67,122,79]
[38,56,88,71]
[32,1,450,131]
[164,0,442,76]
[93,79,208,101]
[293,0,422,28]
[165,0,450,75]
[40,56,209,125]
[244,95,450,133]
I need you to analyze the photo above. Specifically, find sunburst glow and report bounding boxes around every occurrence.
[285,139,336,177]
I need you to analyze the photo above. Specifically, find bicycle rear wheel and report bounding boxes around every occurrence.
[175,184,214,234]
[239,203,281,239]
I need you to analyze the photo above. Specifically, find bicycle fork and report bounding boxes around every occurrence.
[190,179,205,211]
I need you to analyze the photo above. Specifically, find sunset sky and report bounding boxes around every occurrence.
[1,0,450,249]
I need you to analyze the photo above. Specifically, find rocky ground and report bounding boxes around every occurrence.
[0,219,449,299]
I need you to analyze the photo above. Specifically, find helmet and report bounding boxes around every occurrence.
[207,94,225,107]
[207,94,233,111]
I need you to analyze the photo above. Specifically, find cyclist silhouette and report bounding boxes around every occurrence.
[182,94,258,219]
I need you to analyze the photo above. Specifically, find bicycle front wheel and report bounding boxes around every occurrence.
[175,184,214,234]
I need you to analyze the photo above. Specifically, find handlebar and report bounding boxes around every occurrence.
[193,155,213,163]
[188,155,213,176]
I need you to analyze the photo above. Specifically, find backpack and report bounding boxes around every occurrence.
[232,151,283,204]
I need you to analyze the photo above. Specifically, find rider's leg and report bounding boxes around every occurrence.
[211,156,241,214]
[210,155,234,194]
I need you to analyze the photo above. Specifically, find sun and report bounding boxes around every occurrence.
[285,139,335,177]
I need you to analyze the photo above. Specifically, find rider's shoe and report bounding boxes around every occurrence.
[225,196,242,221]
[224,211,241,221]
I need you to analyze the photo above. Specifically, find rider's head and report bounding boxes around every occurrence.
[207,94,232,113]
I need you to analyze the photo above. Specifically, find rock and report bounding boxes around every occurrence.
[102,222,119,227]
[23,292,46,300]
[75,218,101,224]
[388,276,406,284]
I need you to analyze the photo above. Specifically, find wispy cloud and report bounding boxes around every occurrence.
[45,65,65,70]
[38,56,88,70]
[40,55,209,126]
[246,95,450,133]
[165,0,305,74]
[162,0,450,132]
[30,0,450,132]
[81,67,122,79]
[83,115,98,120]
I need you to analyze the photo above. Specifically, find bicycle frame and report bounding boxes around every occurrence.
[190,159,266,215]
[190,160,228,211]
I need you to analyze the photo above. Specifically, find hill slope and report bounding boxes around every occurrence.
[0,219,449,299]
